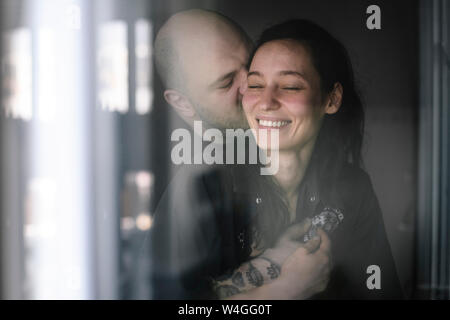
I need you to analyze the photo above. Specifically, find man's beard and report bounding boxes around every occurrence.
[194,101,249,131]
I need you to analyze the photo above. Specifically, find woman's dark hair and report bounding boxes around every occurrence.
[241,19,365,249]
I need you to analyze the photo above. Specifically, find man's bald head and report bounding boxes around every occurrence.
[154,9,252,130]
[155,9,251,91]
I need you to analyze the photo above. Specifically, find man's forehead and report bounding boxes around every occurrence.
[183,39,248,86]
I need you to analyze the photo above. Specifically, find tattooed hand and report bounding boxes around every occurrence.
[261,218,320,266]
[211,218,317,299]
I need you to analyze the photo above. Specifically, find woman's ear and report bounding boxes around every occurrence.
[325,82,343,115]
[164,89,196,118]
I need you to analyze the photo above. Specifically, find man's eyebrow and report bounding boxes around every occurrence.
[210,71,236,87]
[247,71,261,77]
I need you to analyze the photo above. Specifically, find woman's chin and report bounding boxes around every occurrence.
[255,141,285,151]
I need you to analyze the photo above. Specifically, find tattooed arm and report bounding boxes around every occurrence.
[211,218,322,299]
[211,256,282,298]
[224,229,331,300]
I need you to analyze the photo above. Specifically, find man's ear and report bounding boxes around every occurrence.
[325,82,343,115]
[164,89,196,118]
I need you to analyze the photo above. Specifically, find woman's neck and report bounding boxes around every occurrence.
[273,137,317,220]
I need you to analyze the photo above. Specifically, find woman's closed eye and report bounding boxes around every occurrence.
[247,82,304,91]
[281,83,304,91]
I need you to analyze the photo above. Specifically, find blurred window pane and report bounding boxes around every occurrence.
[2,28,32,121]
[97,20,128,113]
[135,19,153,115]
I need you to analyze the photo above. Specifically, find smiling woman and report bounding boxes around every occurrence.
[243,39,338,152]
[217,19,404,299]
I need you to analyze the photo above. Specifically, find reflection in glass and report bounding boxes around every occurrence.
[120,170,154,298]
[135,19,153,115]
[1,28,32,121]
[36,27,57,123]
[97,20,128,113]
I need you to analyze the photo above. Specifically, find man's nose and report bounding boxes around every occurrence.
[237,69,248,96]
[259,87,280,111]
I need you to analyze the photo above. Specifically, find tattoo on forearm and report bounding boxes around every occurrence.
[261,257,281,279]
[267,262,281,279]
[246,262,264,287]
[216,285,241,298]
[232,272,245,288]
[212,257,282,298]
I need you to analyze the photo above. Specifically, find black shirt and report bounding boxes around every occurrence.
[147,159,404,299]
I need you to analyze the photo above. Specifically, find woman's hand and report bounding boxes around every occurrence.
[277,228,332,299]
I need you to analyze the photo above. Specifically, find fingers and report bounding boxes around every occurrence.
[316,228,331,254]
[279,218,312,242]
[301,234,321,253]
[316,278,329,293]
[315,228,333,272]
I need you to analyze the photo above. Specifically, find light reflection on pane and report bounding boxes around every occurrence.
[24,177,59,299]
[121,170,154,233]
[1,28,33,121]
[136,213,152,231]
[97,20,128,113]
[120,170,154,298]
[135,19,153,115]
[22,0,92,299]
[37,28,57,123]
[65,3,81,30]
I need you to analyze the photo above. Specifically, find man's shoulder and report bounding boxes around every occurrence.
[156,164,235,218]
[165,164,223,196]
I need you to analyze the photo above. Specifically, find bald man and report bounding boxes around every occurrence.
[154,9,250,130]
[148,9,331,300]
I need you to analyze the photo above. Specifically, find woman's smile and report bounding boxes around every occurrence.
[242,39,326,151]
[256,117,292,129]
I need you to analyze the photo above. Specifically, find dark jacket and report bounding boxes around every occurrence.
[148,158,404,299]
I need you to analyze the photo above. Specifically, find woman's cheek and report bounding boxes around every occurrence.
[284,95,313,116]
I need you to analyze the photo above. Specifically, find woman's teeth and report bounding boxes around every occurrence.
[258,119,290,128]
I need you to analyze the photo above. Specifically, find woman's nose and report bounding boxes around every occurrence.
[258,87,280,111]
